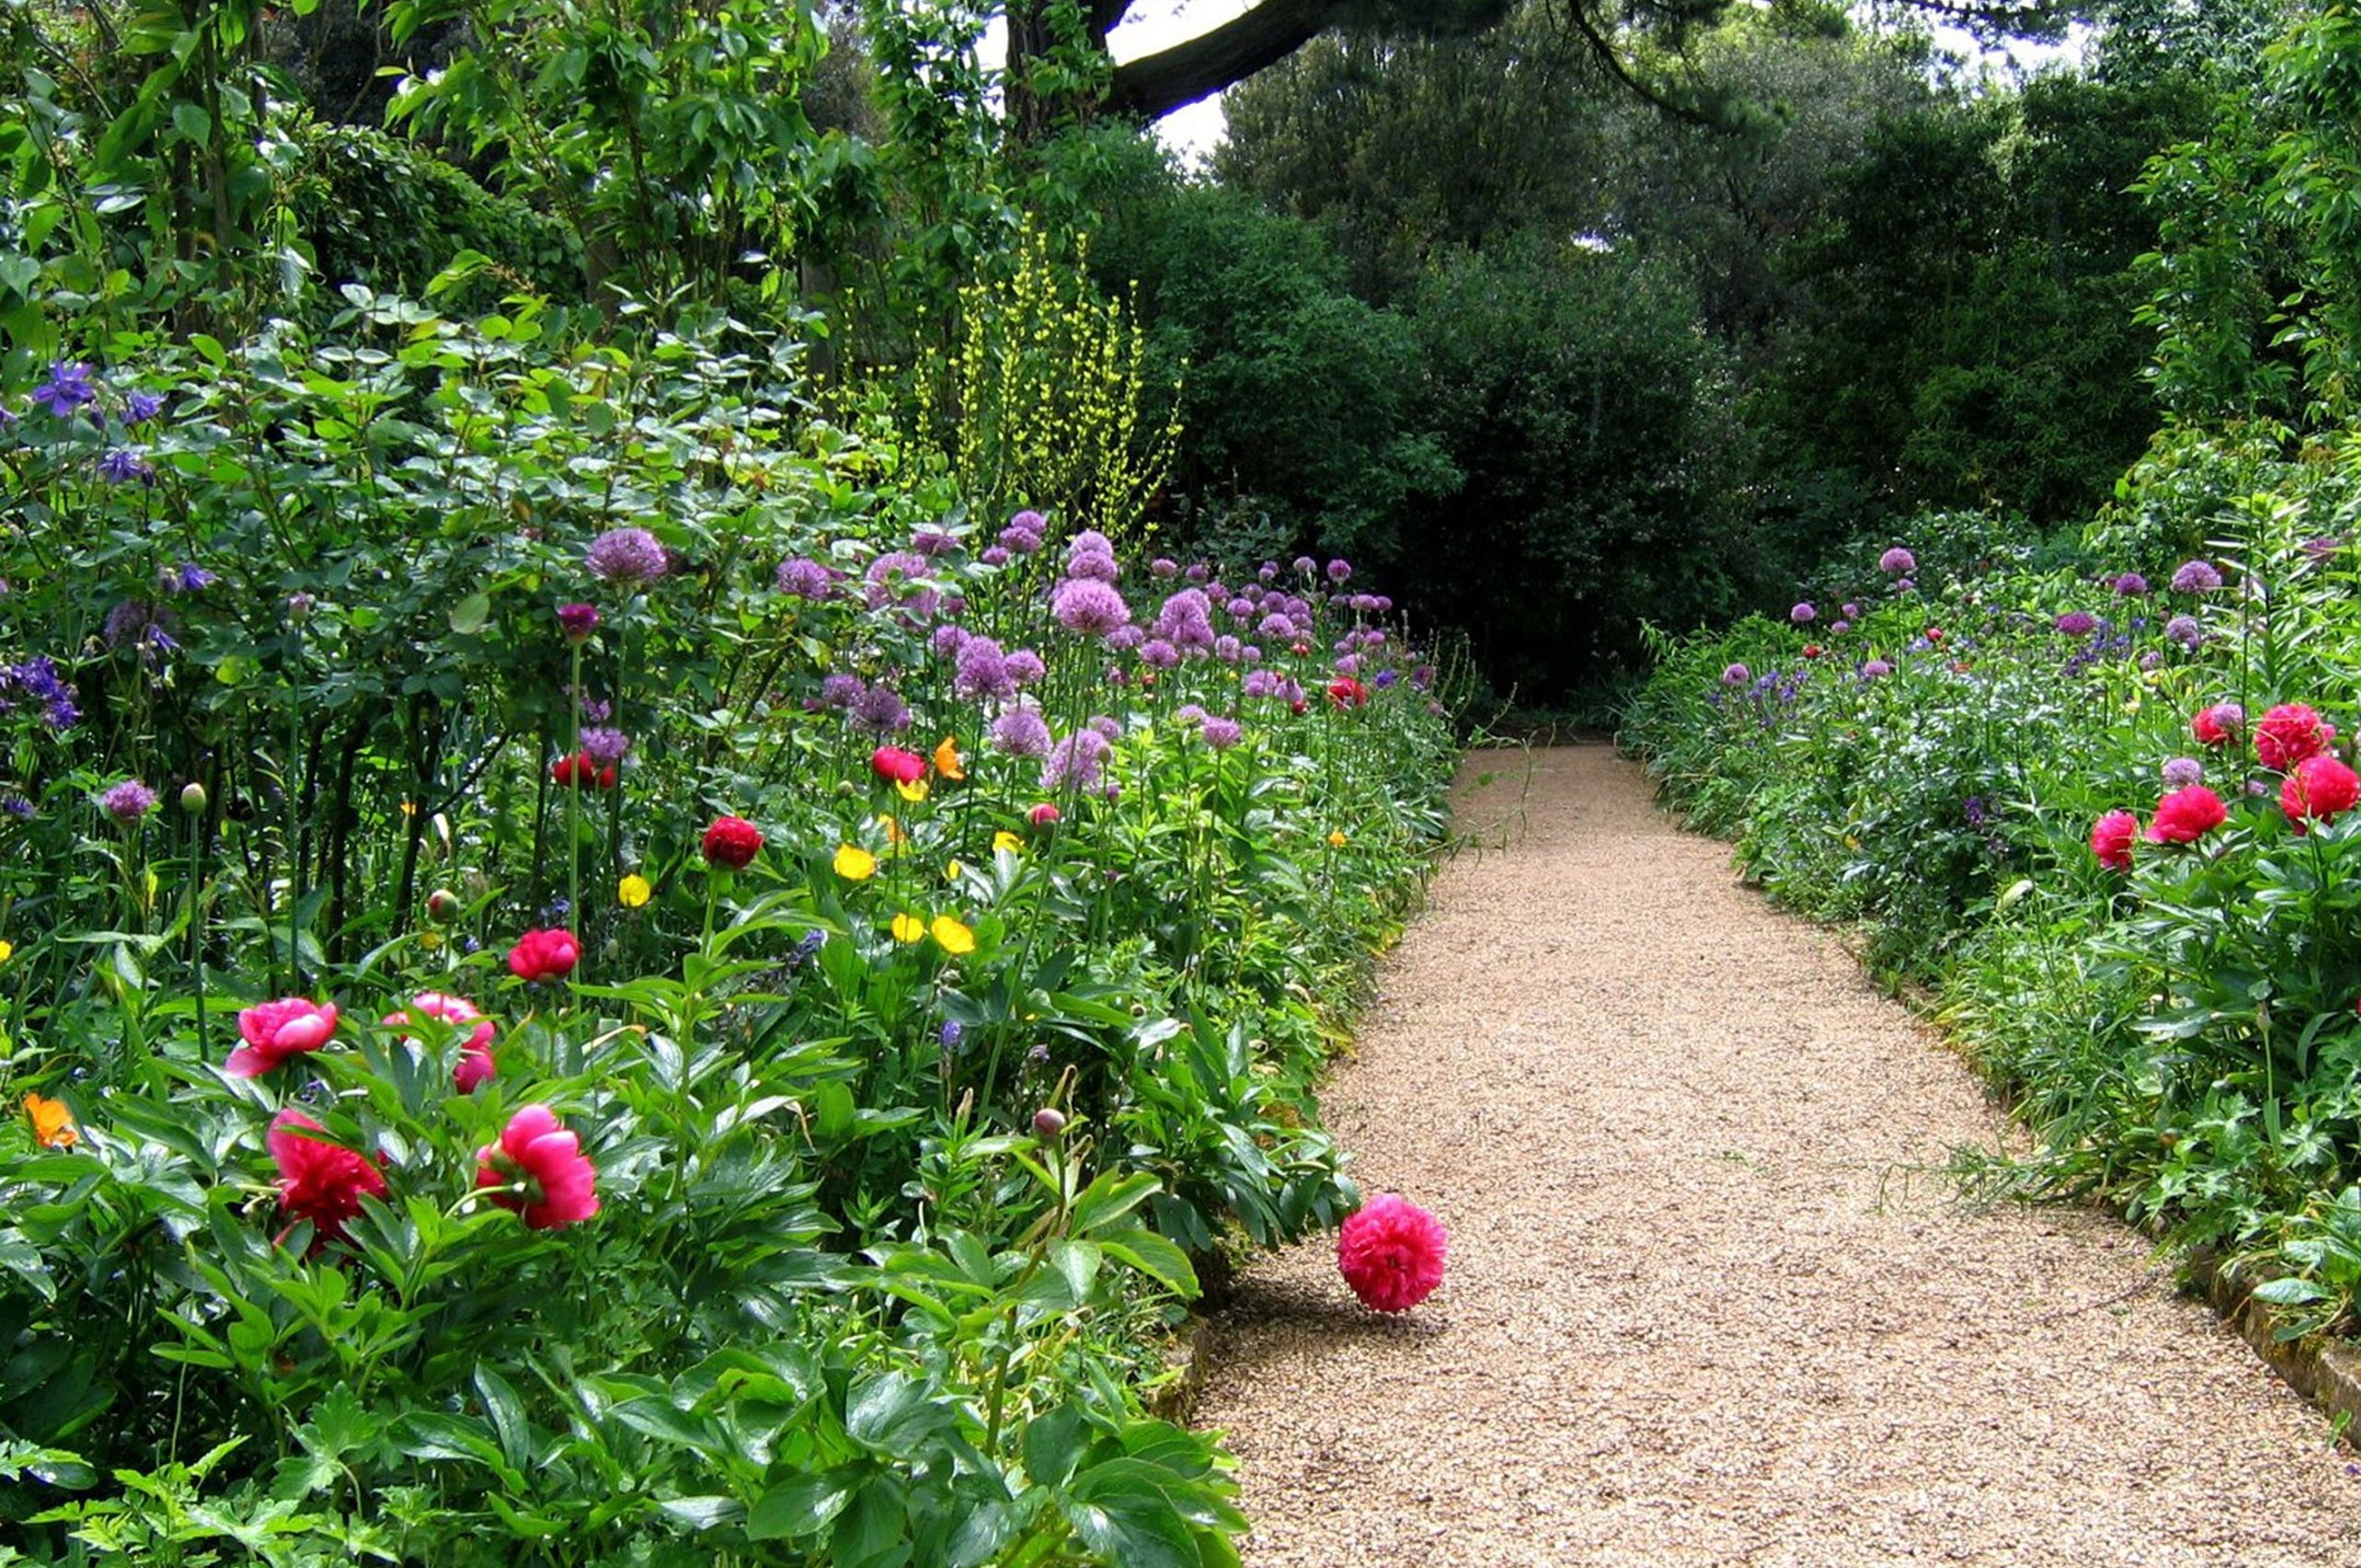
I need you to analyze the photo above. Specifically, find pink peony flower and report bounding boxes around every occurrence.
[269,1110,386,1253]
[2283,755,2361,830]
[383,992,497,1091]
[1337,1193,1447,1313]
[2255,703,2334,771]
[507,928,580,983]
[477,1104,599,1229]
[2192,703,2243,748]
[2090,810,2139,872]
[2146,785,2228,844]
[228,997,339,1077]
[870,746,927,786]
[1028,802,1061,827]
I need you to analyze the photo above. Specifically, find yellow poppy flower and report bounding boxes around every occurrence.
[891,912,926,944]
[618,873,652,908]
[931,914,977,955]
[896,778,930,803]
[0,939,15,964]
[933,737,966,780]
[419,930,445,952]
[834,844,877,881]
[945,860,964,881]
[876,814,908,845]
[993,830,1024,856]
[1327,831,1348,848]
[22,1092,75,1149]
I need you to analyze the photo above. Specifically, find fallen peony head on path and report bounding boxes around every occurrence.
[1338,1192,1448,1313]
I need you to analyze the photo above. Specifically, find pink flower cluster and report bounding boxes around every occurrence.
[1336,1193,1448,1313]
[2093,701,2361,869]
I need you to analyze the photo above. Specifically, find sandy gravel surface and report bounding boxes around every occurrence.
[1193,742,2361,1567]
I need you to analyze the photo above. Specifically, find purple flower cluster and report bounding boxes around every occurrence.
[100,778,156,822]
[1,656,78,731]
[2170,560,2224,594]
[1000,512,1046,554]
[848,683,912,734]
[776,557,837,600]
[586,527,669,584]
[955,636,1017,702]
[1043,728,1112,791]
[31,362,97,420]
[988,706,1052,759]
[1052,577,1130,637]
[1879,547,1916,576]
[580,727,630,766]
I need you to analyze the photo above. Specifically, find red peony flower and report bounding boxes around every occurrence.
[701,814,763,869]
[383,992,497,1091]
[507,928,580,982]
[1326,677,1370,709]
[228,997,339,1078]
[1801,644,1822,659]
[551,752,618,790]
[269,1109,386,1253]
[1336,1193,1447,1313]
[2090,809,2139,871]
[2255,703,2334,771]
[2283,754,2361,830]
[2146,785,2228,844]
[1028,802,1061,827]
[871,746,927,785]
[2191,703,2243,748]
[477,1103,599,1229]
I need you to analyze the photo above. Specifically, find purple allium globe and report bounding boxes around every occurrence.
[586,527,668,584]
[1721,663,1750,686]
[101,778,157,822]
[2112,572,2150,597]
[2165,613,2203,650]
[2170,560,2224,594]
[1051,577,1131,637]
[849,683,912,734]
[2162,756,2204,790]
[1791,602,1816,624]
[1879,547,1916,576]
[1859,659,1892,680]
[557,602,599,641]
[2054,611,2098,637]
[1201,715,1244,750]
[776,557,836,600]
[988,706,1053,759]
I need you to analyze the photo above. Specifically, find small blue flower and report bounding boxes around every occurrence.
[30,361,97,419]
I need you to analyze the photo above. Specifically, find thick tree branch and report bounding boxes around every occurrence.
[1105,0,1354,118]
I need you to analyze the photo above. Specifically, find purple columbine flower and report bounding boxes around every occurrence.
[98,447,152,485]
[2,656,77,731]
[2170,560,2224,594]
[580,727,630,766]
[100,778,156,822]
[31,362,97,419]
[776,557,836,600]
[123,389,163,425]
[1879,547,1915,576]
[164,563,214,594]
[585,527,668,584]
[102,600,177,656]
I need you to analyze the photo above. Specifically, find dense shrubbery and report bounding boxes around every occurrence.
[1622,466,2361,1336]
[0,312,1460,1562]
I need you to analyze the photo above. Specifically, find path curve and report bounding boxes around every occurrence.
[1194,743,2360,1567]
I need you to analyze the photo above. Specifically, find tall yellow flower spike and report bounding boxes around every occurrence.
[891,912,926,944]
[834,844,877,881]
[22,1092,76,1149]
[931,914,977,956]
[933,737,966,780]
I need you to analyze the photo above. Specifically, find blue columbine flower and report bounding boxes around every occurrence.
[97,447,152,485]
[31,362,97,419]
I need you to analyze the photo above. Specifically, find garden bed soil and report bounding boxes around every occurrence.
[1194,742,2361,1566]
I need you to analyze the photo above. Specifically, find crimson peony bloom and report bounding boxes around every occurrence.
[2283,755,2361,830]
[701,814,762,869]
[269,1110,386,1253]
[507,928,580,982]
[228,997,339,1077]
[2255,703,2334,771]
[1337,1193,1447,1313]
[1028,802,1062,827]
[870,746,927,785]
[1326,676,1370,709]
[477,1103,599,1229]
[2090,810,2139,871]
[2191,703,2243,748]
[550,752,618,790]
[382,992,497,1091]
[2146,785,2228,844]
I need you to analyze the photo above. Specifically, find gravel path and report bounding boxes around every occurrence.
[1194,742,2361,1567]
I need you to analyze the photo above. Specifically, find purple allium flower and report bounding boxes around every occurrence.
[1000,513,1046,554]
[1051,577,1131,637]
[1244,670,1285,699]
[1138,638,1180,670]
[2170,560,2224,594]
[932,624,970,658]
[955,637,1015,702]
[164,563,214,594]
[776,557,836,600]
[1894,577,1916,593]
[1830,621,1851,636]
[1256,613,1296,642]
[1150,557,1180,577]
[980,546,1011,567]
[1326,558,1352,584]
[1334,653,1360,676]
[912,528,959,558]
[2165,614,2204,650]
[1043,729,1112,792]
[1087,715,1121,742]
[1153,588,1217,652]
[2054,611,2098,637]
[1066,547,1119,583]
[1241,645,1264,664]
[988,705,1053,759]
[1258,561,1280,582]
[2138,650,2163,671]
[1842,602,1861,620]
[1106,624,1145,652]
[1859,659,1892,679]
[1201,715,1243,750]
[98,447,152,485]
[819,674,867,712]
[100,778,156,822]
[1226,597,1255,621]
[556,603,600,642]
[864,550,932,611]
[1721,663,1750,686]
[586,527,668,584]
[122,390,162,425]
[848,683,912,734]
[1790,602,1816,624]
[2162,756,2204,790]
[1215,636,1242,663]
[1879,547,1916,576]
[1004,648,1045,686]
[2112,572,2149,597]
[31,362,97,419]
[580,727,630,766]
